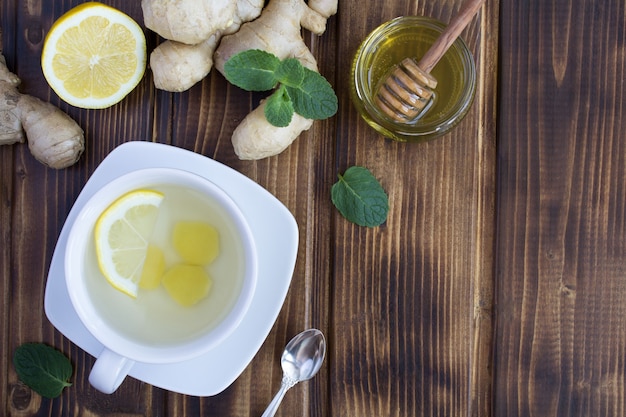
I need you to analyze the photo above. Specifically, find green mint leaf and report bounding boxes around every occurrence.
[286,68,337,120]
[265,86,294,127]
[331,166,389,227]
[13,343,73,398]
[223,49,280,91]
[275,58,305,87]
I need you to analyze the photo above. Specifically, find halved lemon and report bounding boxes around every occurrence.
[94,189,164,297]
[41,2,146,108]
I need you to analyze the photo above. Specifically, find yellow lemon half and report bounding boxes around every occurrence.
[42,2,146,108]
[95,189,164,297]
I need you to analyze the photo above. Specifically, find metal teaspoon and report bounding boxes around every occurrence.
[260,329,326,417]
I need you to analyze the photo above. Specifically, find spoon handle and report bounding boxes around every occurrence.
[260,376,298,417]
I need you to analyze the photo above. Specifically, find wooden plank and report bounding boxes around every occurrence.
[0,1,16,413]
[4,1,161,415]
[331,0,497,416]
[495,0,626,415]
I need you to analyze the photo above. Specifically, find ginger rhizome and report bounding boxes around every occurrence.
[213,0,337,160]
[0,52,84,169]
[142,0,337,160]
[142,0,264,92]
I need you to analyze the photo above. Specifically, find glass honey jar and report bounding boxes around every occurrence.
[350,16,477,142]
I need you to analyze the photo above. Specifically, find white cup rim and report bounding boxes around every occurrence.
[64,167,258,364]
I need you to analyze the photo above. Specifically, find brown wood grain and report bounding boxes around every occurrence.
[4,0,624,416]
[496,1,626,416]
[331,0,497,415]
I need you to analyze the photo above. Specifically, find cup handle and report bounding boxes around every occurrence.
[88,347,135,394]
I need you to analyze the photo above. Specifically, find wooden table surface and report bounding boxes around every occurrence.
[2,0,625,416]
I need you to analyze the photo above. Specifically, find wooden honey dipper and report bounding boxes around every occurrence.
[375,0,485,122]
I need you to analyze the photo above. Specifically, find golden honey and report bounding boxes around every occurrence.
[351,16,477,142]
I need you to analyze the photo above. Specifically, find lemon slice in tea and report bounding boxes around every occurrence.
[94,189,164,297]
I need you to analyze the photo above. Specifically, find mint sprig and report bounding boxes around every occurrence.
[331,166,389,227]
[224,49,338,127]
[13,343,73,398]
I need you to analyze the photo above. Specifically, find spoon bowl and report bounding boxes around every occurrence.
[261,329,326,417]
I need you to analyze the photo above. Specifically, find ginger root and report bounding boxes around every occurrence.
[142,0,238,45]
[141,0,337,160]
[214,0,338,75]
[0,53,84,169]
[213,0,338,160]
[231,100,314,160]
[142,0,264,91]
[148,34,221,92]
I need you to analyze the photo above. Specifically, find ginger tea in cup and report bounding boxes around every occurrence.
[65,168,257,394]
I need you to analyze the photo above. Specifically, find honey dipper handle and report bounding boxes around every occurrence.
[417,0,486,73]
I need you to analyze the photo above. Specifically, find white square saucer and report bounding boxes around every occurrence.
[44,141,299,396]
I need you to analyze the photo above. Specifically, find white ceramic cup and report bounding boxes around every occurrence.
[65,168,258,394]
